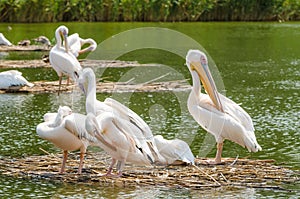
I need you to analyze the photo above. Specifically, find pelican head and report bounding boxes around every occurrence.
[77,68,94,96]
[56,25,69,52]
[186,50,223,112]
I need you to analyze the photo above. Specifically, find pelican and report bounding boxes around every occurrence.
[34,36,51,47]
[36,106,94,174]
[78,68,166,165]
[186,50,262,164]
[154,135,195,165]
[85,112,155,177]
[18,39,30,46]
[0,70,34,89]
[67,33,97,57]
[49,25,82,94]
[0,33,12,46]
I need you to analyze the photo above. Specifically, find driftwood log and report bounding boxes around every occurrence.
[0,151,298,190]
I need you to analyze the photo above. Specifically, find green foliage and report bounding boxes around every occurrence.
[0,0,299,22]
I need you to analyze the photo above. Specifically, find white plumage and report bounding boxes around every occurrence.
[154,135,195,165]
[78,67,166,165]
[36,106,94,174]
[0,70,33,89]
[49,25,82,94]
[67,33,97,57]
[186,49,261,164]
[85,112,156,177]
[0,33,12,46]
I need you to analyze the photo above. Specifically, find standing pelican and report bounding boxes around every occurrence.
[49,25,82,94]
[78,68,166,165]
[186,50,261,164]
[67,33,97,58]
[0,33,12,46]
[154,135,194,165]
[0,70,34,89]
[36,106,93,174]
[86,112,156,177]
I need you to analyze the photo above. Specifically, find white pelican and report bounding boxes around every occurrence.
[0,33,12,46]
[34,36,51,46]
[78,68,166,165]
[85,112,155,177]
[49,25,82,94]
[18,39,30,46]
[67,33,97,57]
[37,106,94,174]
[186,50,262,164]
[0,70,34,89]
[154,135,195,165]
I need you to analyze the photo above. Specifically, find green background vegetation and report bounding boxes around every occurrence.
[0,0,299,22]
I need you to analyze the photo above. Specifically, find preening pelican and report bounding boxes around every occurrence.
[0,70,34,89]
[0,33,12,46]
[154,135,195,165]
[78,68,166,165]
[49,25,82,94]
[34,36,51,46]
[85,112,155,177]
[67,33,97,57]
[37,106,94,174]
[186,50,261,164]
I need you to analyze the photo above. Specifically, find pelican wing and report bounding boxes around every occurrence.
[104,97,153,139]
[64,113,96,148]
[218,93,254,132]
[111,116,155,164]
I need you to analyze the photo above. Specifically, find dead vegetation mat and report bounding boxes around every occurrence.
[0,152,298,190]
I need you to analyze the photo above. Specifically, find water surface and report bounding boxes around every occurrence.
[0,22,299,198]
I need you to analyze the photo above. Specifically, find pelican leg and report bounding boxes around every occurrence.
[214,142,223,164]
[205,142,223,165]
[77,152,85,174]
[102,158,117,176]
[60,150,68,173]
[58,75,62,95]
[115,160,125,177]
[66,76,70,86]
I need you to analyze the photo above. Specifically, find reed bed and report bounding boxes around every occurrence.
[0,0,299,22]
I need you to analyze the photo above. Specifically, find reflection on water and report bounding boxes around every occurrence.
[0,22,299,198]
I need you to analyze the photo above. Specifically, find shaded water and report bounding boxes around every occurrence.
[0,22,299,198]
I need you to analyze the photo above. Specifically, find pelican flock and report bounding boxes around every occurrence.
[186,50,261,164]
[35,25,262,177]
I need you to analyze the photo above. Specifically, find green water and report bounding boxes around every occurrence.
[0,22,299,198]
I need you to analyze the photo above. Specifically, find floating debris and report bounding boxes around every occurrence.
[0,59,162,69]
[0,152,298,190]
[0,80,191,94]
[0,45,50,51]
